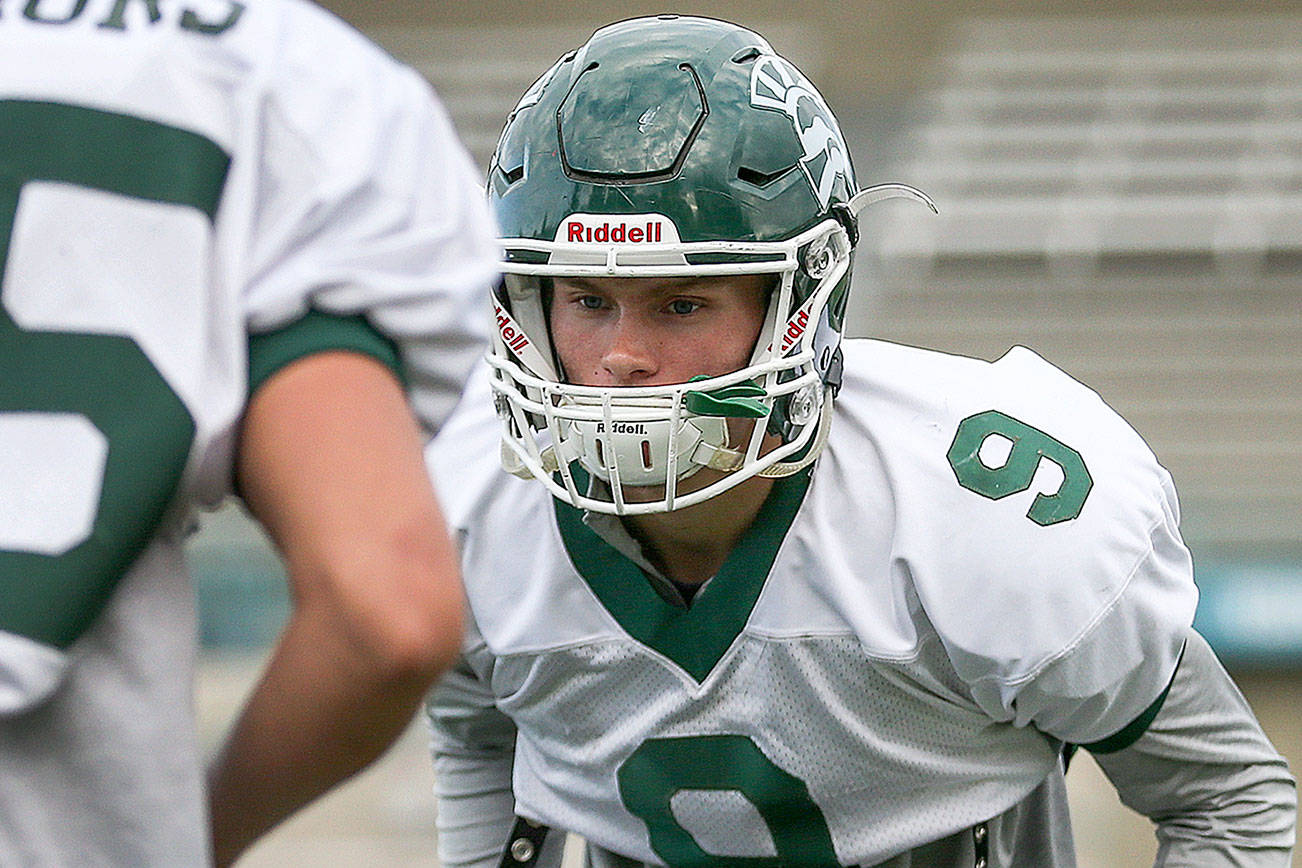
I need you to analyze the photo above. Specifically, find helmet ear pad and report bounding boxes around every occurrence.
[535,277,564,381]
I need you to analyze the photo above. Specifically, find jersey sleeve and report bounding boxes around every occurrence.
[1092,630,1296,863]
[236,7,499,432]
[426,614,526,868]
[996,464,1194,746]
[890,346,1200,747]
[246,308,402,394]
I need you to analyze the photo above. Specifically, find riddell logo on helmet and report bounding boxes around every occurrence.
[492,297,530,355]
[779,308,811,354]
[568,221,662,243]
[768,294,820,356]
[596,421,648,435]
[556,213,681,245]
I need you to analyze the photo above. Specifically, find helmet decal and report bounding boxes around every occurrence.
[492,295,552,376]
[778,298,816,357]
[749,55,852,210]
[553,213,681,245]
[637,106,660,133]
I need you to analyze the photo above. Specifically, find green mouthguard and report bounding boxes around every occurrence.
[684,376,768,418]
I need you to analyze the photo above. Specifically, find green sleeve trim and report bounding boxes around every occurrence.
[247,309,404,395]
[1082,640,1186,755]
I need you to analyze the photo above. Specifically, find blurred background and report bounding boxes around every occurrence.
[195,1,1302,864]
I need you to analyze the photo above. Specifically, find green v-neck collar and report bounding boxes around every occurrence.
[552,469,812,683]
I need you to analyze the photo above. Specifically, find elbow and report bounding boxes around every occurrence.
[1253,754,1299,843]
[293,529,467,689]
[1172,759,1300,854]
[359,589,465,688]
[1273,764,1299,842]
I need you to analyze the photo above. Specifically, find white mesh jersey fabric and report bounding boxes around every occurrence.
[1,0,496,508]
[493,634,1059,865]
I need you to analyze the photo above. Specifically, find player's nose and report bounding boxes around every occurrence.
[600,313,660,384]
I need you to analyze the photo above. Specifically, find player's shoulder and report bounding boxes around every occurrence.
[251,0,407,71]
[825,340,1195,683]
[214,0,418,104]
[231,0,450,177]
[425,364,596,650]
[843,339,1118,414]
[838,339,1163,487]
[835,338,1177,546]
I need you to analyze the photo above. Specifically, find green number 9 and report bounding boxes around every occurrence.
[617,734,839,867]
[946,410,1092,526]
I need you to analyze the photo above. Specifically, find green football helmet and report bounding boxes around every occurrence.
[487,15,933,514]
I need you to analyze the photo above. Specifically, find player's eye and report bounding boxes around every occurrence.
[667,299,700,315]
[577,295,605,310]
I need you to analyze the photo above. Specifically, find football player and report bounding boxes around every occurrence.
[425,14,1296,868]
[0,0,498,865]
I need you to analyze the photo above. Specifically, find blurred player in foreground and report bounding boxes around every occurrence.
[425,14,1296,868]
[0,0,498,864]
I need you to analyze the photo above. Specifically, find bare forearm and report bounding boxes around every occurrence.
[207,598,445,866]
[214,352,465,865]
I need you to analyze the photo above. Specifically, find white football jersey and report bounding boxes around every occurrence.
[427,340,1198,867]
[0,1,497,864]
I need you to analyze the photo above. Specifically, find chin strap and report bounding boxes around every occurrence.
[502,440,558,479]
[695,396,833,478]
[501,441,534,478]
[756,397,834,478]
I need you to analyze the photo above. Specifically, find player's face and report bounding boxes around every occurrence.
[549,275,770,388]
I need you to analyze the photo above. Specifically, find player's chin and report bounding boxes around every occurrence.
[618,481,673,504]
[623,466,731,504]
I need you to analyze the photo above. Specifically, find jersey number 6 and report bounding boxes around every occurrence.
[0,100,226,649]
[946,409,1092,525]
